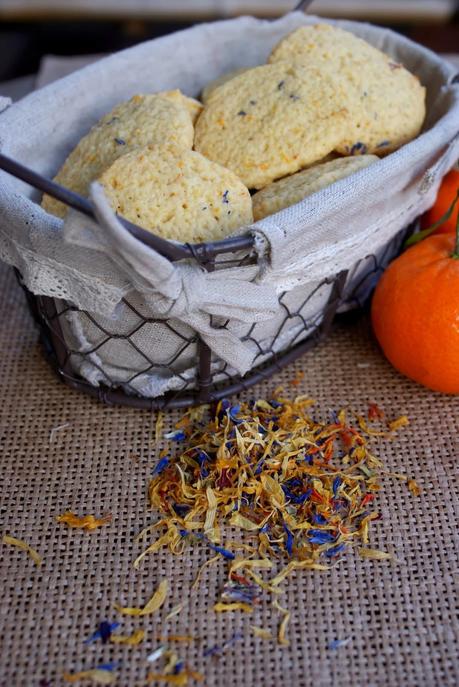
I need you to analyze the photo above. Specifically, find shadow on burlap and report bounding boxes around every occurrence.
[0,262,458,687]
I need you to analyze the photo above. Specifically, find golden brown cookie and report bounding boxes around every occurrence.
[194,63,352,189]
[42,93,194,218]
[98,145,253,243]
[269,24,426,155]
[252,154,378,220]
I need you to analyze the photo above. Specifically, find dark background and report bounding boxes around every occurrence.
[1,3,459,85]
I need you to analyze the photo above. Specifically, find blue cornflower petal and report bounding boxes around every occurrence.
[208,543,235,560]
[173,504,190,517]
[97,662,121,671]
[284,524,294,557]
[308,529,336,544]
[333,477,343,497]
[325,544,346,558]
[152,456,170,475]
[84,621,120,645]
[328,638,351,650]
[312,513,328,525]
[254,459,265,475]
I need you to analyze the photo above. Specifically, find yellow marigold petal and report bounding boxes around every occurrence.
[191,555,220,591]
[147,672,202,685]
[230,558,273,573]
[251,625,273,639]
[134,528,176,568]
[213,602,253,613]
[229,513,260,531]
[110,629,145,645]
[261,474,285,508]
[388,415,409,432]
[273,599,290,646]
[204,486,217,533]
[358,547,394,561]
[63,670,115,685]
[2,535,42,566]
[270,559,319,586]
[155,411,164,444]
[56,512,111,531]
[114,580,168,616]
[245,569,282,594]
[407,479,422,496]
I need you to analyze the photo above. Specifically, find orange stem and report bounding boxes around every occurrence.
[405,188,459,248]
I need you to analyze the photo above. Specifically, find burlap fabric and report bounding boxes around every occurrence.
[1,259,458,687]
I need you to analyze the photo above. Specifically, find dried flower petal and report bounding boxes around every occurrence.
[85,621,120,645]
[57,512,111,531]
[114,580,168,616]
[229,513,260,531]
[147,671,203,685]
[328,637,352,649]
[2,535,42,566]
[273,599,290,646]
[204,486,217,533]
[155,412,164,444]
[144,394,408,624]
[213,602,253,613]
[166,603,185,620]
[407,479,422,496]
[358,547,394,561]
[147,646,166,664]
[251,625,273,639]
[388,415,409,432]
[230,558,273,573]
[62,670,115,685]
[110,629,145,645]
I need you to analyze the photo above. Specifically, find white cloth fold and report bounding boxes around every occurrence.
[62,184,279,374]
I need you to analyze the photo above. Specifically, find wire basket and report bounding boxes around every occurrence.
[17,222,413,410]
[2,4,450,410]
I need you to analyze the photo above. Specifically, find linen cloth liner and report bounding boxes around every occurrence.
[0,12,458,396]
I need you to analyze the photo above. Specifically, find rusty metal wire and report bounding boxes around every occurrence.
[16,223,414,409]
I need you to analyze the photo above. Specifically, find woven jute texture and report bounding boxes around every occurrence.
[1,259,458,687]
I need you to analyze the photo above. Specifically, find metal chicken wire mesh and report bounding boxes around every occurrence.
[17,222,413,410]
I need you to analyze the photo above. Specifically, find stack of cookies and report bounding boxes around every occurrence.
[42,24,426,243]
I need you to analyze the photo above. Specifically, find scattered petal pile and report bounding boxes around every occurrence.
[144,394,406,573]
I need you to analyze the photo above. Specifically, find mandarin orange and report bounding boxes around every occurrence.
[371,232,459,393]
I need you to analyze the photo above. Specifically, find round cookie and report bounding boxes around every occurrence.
[252,154,378,220]
[201,68,250,104]
[42,93,195,218]
[269,24,426,156]
[98,145,253,243]
[194,63,352,190]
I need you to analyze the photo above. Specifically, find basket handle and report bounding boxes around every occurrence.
[294,0,315,11]
[0,152,256,263]
[0,152,193,262]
